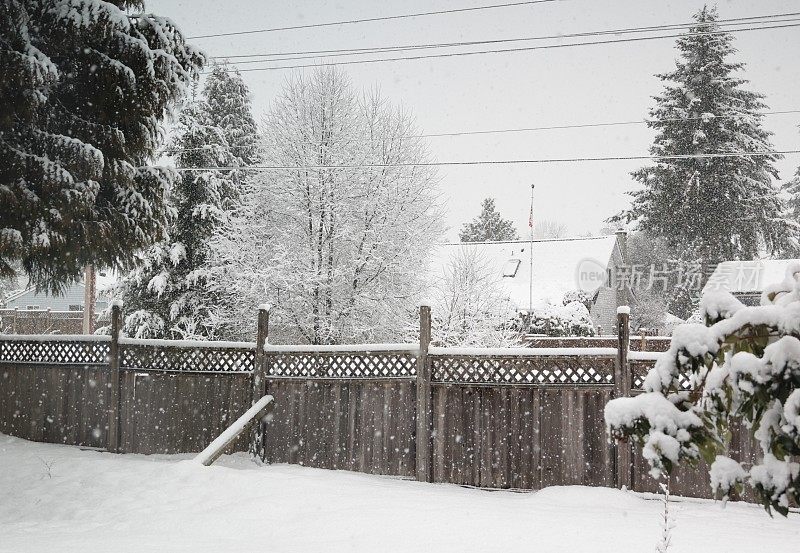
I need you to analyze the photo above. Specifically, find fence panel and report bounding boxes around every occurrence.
[0,363,112,448]
[0,336,112,448]
[261,347,419,477]
[118,370,252,454]
[430,353,616,489]
[262,378,416,477]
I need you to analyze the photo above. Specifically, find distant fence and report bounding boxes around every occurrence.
[0,308,88,335]
[523,334,672,351]
[0,306,759,500]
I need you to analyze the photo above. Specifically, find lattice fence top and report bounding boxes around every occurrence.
[121,344,255,372]
[630,358,690,391]
[0,334,674,386]
[265,351,417,379]
[431,355,615,386]
[0,338,110,365]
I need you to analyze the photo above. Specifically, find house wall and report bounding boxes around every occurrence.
[588,234,627,334]
[590,288,617,334]
[5,284,107,311]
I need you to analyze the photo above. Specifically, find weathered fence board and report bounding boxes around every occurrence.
[262,378,416,477]
[0,363,110,448]
[118,371,252,455]
[430,385,614,489]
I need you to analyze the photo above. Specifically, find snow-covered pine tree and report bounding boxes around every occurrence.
[0,0,203,291]
[783,164,800,254]
[615,6,794,264]
[115,101,235,339]
[460,198,520,242]
[204,62,259,167]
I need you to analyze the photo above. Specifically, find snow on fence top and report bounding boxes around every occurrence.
[118,337,256,349]
[628,351,664,361]
[428,346,618,357]
[264,343,419,354]
[0,334,111,342]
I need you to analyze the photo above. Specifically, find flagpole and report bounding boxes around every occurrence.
[529,184,535,313]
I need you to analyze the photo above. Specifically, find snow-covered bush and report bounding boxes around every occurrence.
[517,296,595,337]
[605,262,800,515]
[562,290,593,311]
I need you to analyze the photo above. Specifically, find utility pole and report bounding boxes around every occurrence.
[82,264,96,334]
[528,184,535,313]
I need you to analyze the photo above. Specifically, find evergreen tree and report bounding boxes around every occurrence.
[460,198,519,242]
[615,6,793,264]
[204,62,259,167]
[784,164,800,254]
[0,1,203,291]
[115,101,235,339]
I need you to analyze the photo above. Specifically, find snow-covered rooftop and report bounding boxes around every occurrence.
[429,235,618,310]
[704,259,799,294]
[3,270,118,303]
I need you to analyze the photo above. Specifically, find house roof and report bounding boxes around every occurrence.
[429,235,618,310]
[3,271,117,304]
[703,260,799,294]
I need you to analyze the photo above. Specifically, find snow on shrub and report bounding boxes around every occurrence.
[521,297,595,337]
[605,262,800,515]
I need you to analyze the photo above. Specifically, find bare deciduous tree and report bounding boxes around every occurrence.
[430,246,519,346]
[212,68,444,343]
[533,219,568,239]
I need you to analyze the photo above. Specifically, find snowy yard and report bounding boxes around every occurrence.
[1,434,798,553]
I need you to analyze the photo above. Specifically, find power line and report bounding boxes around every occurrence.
[187,0,558,40]
[212,23,800,73]
[170,150,800,171]
[213,12,800,62]
[163,110,800,156]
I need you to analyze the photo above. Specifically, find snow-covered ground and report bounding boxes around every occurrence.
[1,434,798,553]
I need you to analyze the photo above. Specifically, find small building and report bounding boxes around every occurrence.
[1,272,115,334]
[703,259,798,306]
[4,274,113,312]
[429,232,631,332]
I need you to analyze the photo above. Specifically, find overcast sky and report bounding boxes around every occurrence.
[153,0,800,240]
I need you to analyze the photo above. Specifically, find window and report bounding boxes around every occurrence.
[68,304,83,311]
[502,258,521,278]
[26,305,40,310]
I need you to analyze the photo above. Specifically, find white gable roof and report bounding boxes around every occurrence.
[704,259,799,294]
[429,236,618,310]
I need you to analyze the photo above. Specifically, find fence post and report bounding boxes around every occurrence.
[614,306,632,489]
[251,304,270,459]
[416,304,432,482]
[107,300,122,453]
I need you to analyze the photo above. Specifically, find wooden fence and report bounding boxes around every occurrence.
[0,305,759,500]
[0,308,89,335]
